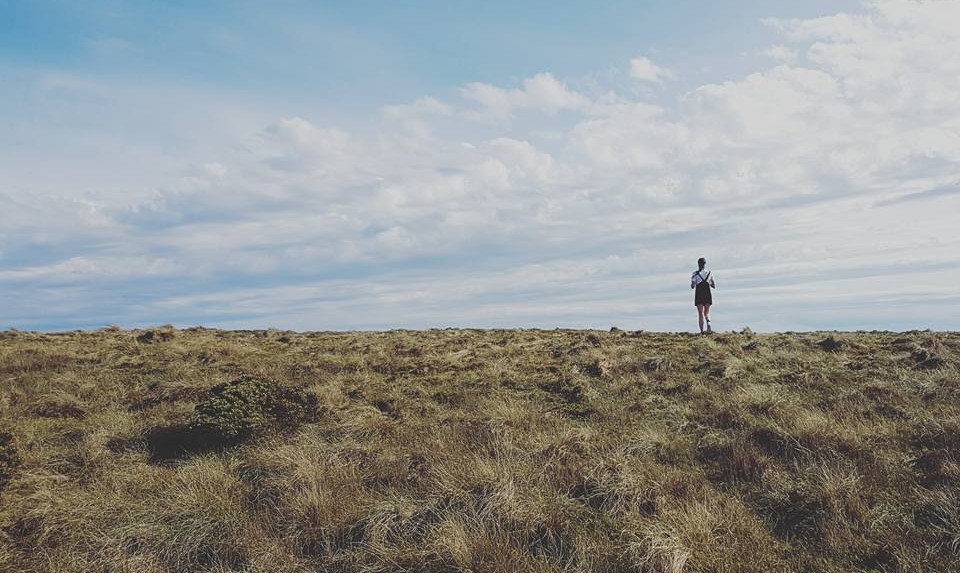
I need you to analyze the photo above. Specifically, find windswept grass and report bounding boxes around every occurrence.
[0,327,958,572]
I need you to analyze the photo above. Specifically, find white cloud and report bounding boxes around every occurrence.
[484,138,555,183]
[569,102,674,170]
[761,44,798,62]
[461,72,591,120]
[0,256,180,282]
[629,56,673,83]
[382,97,453,137]
[383,97,452,119]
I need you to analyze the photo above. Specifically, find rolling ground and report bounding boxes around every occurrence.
[0,327,958,573]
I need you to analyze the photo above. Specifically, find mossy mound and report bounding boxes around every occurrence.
[190,375,317,443]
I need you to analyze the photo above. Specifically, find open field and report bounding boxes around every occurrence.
[0,327,958,573]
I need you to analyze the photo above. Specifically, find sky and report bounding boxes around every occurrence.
[2,0,959,332]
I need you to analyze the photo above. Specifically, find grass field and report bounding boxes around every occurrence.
[0,327,958,573]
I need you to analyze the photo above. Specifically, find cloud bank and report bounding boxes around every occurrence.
[3,0,959,331]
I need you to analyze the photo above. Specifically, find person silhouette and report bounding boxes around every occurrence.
[691,257,716,334]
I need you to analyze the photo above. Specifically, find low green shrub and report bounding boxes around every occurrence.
[190,375,316,443]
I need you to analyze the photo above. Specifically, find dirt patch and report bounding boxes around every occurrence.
[753,489,827,541]
[817,336,844,352]
[372,398,402,419]
[698,436,766,484]
[0,430,21,490]
[145,424,219,463]
[751,427,805,461]
[644,356,671,372]
[136,328,175,344]
[910,339,948,370]
[579,358,611,378]
[33,401,86,419]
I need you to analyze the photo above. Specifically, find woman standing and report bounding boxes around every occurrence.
[691,257,716,334]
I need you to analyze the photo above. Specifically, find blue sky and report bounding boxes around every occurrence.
[2,1,860,92]
[2,0,959,332]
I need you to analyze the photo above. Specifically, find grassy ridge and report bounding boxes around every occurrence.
[0,327,958,572]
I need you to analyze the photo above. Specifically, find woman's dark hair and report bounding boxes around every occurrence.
[697,257,706,269]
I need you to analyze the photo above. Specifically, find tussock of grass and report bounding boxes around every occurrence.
[0,430,20,490]
[0,328,958,572]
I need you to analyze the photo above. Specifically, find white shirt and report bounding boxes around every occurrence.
[691,269,716,287]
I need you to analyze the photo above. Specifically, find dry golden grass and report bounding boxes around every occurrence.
[0,327,958,572]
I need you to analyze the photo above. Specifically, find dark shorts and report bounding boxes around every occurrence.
[695,283,712,306]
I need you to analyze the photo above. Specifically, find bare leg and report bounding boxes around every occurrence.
[704,304,711,332]
[697,305,705,333]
